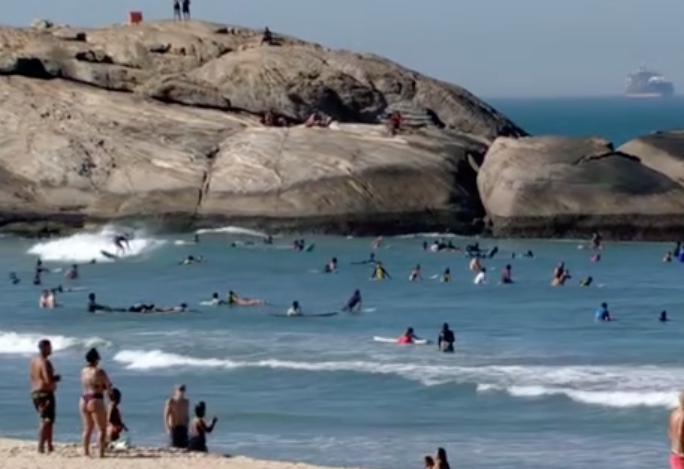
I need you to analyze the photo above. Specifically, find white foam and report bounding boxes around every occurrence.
[396,232,457,239]
[27,225,165,263]
[0,330,110,354]
[195,226,268,237]
[113,350,684,409]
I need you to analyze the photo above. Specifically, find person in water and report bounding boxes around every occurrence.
[323,257,338,273]
[113,235,129,254]
[591,231,603,250]
[438,324,455,352]
[397,327,420,344]
[30,339,61,453]
[165,384,190,449]
[664,251,674,262]
[659,311,669,322]
[33,271,42,286]
[474,267,487,285]
[352,253,376,265]
[80,347,113,458]
[39,290,57,309]
[580,276,593,287]
[595,302,612,322]
[9,272,20,284]
[669,391,684,469]
[371,262,391,280]
[424,455,435,469]
[286,301,303,317]
[435,447,451,469]
[107,388,128,443]
[87,293,125,313]
[181,255,205,265]
[187,401,218,452]
[209,293,227,306]
[440,268,451,283]
[227,290,264,306]
[64,264,79,280]
[409,264,422,281]
[501,264,513,284]
[342,289,362,313]
[469,257,483,273]
[127,303,155,313]
[154,304,189,313]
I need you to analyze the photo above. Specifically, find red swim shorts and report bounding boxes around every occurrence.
[670,453,684,469]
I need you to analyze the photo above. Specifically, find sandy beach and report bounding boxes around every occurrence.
[0,437,356,469]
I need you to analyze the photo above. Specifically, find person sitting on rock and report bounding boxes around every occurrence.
[261,27,273,45]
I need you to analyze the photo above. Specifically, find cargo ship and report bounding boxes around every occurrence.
[625,66,675,98]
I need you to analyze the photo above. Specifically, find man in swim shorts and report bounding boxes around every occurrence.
[29,339,61,453]
[669,390,684,469]
[165,385,190,449]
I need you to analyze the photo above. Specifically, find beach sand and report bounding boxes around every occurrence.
[0,437,353,469]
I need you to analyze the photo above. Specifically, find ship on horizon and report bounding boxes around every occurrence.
[625,66,675,98]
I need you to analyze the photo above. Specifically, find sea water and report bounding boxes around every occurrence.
[0,98,684,469]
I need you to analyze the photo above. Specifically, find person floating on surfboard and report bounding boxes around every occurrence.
[397,327,420,344]
[342,289,362,313]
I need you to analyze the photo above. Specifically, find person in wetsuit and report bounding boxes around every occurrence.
[580,276,593,287]
[659,311,669,322]
[187,401,218,452]
[352,253,376,265]
[323,257,337,273]
[9,272,20,284]
[286,301,302,317]
[371,262,391,280]
[438,324,455,352]
[595,302,612,322]
[87,293,125,313]
[398,327,419,344]
[107,388,127,443]
[440,268,451,283]
[113,235,129,254]
[342,289,362,313]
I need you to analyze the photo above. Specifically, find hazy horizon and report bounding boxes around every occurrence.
[3,0,682,98]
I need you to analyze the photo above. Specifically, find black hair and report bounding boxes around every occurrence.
[110,387,122,403]
[195,401,206,418]
[85,347,100,364]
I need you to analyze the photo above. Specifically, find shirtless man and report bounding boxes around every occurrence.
[29,339,61,453]
[669,391,684,469]
[164,385,190,448]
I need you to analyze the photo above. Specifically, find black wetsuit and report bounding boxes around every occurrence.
[438,329,455,353]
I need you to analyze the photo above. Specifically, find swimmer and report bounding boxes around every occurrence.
[440,268,451,283]
[227,290,264,306]
[9,272,19,285]
[438,323,455,352]
[580,276,593,287]
[35,258,49,274]
[397,327,419,344]
[194,234,200,244]
[286,301,302,317]
[323,257,338,273]
[422,241,428,251]
[469,257,483,273]
[664,251,673,262]
[64,264,79,280]
[595,302,612,322]
[659,311,669,322]
[39,290,56,309]
[501,264,513,284]
[33,271,42,286]
[342,289,362,313]
[370,262,391,281]
[591,253,601,262]
[408,264,422,282]
[208,293,227,306]
[474,267,487,285]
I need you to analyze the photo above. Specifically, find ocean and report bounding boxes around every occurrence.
[1,98,684,469]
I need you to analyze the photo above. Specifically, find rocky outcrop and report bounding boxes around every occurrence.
[477,136,684,239]
[0,19,525,236]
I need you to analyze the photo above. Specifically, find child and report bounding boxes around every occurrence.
[424,455,435,469]
[107,388,128,444]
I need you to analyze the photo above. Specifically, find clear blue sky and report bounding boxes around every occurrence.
[4,0,682,98]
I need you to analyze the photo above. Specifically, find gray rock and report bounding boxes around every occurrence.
[477,136,684,239]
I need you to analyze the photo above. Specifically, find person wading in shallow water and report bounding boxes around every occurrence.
[29,339,61,453]
[669,390,684,469]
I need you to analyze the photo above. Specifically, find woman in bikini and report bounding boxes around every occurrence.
[79,348,112,457]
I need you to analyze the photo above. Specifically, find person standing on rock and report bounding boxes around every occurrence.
[182,0,191,20]
[173,0,181,21]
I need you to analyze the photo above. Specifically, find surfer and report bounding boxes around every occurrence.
[409,264,422,282]
[438,323,455,352]
[33,271,42,286]
[323,257,338,273]
[64,264,79,280]
[487,246,499,259]
[180,255,205,265]
[35,259,49,274]
[87,293,125,313]
[9,272,20,284]
[474,267,487,285]
[580,276,593,287]
[659,311,669,322]
[595,302,612,322]
[39,290,57,309]
[501,265,513,284]
[397,327,420,344]
[664,251,674,262]
[286,301,303,317]
[342,289,362,313]
[227,291,264,306]
[113,234,129,254]
[440,268,451,283]
[352,253,376,265]
[591,231,602,250]
[263,235,273,245]
[209,293,227,306]
[371,262,391,281]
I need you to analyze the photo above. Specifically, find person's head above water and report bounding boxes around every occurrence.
[88,292,96,301]
[331,257,337,263]
[442,323,450,331]
[601,302,608,309]
[406,327,414,335]
[292,301,299,308]
[212,293,219,299]
[180,303,188,309]
[369,253,375,259]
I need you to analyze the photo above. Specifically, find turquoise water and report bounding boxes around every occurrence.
[1,98,684,469]
[0,229,681,469]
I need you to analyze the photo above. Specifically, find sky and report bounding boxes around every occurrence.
[3,0,682,98]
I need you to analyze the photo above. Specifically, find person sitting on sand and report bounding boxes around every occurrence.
[30,339,60,453]
[107,388,128,444]
[165,385,190,449]
[261,26,273,45]
[187,401,218,452]
[227,290,264,306]
[435,448,451,469]
[80,347,113,458]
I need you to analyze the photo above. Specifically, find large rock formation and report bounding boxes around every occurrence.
[0,19,525,235]
[477,135,684,239]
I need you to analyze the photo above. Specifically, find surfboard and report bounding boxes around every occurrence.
[100,250,119,260]
[272,312,338,318]
[373,336,430,345]
[304,243,315,252]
